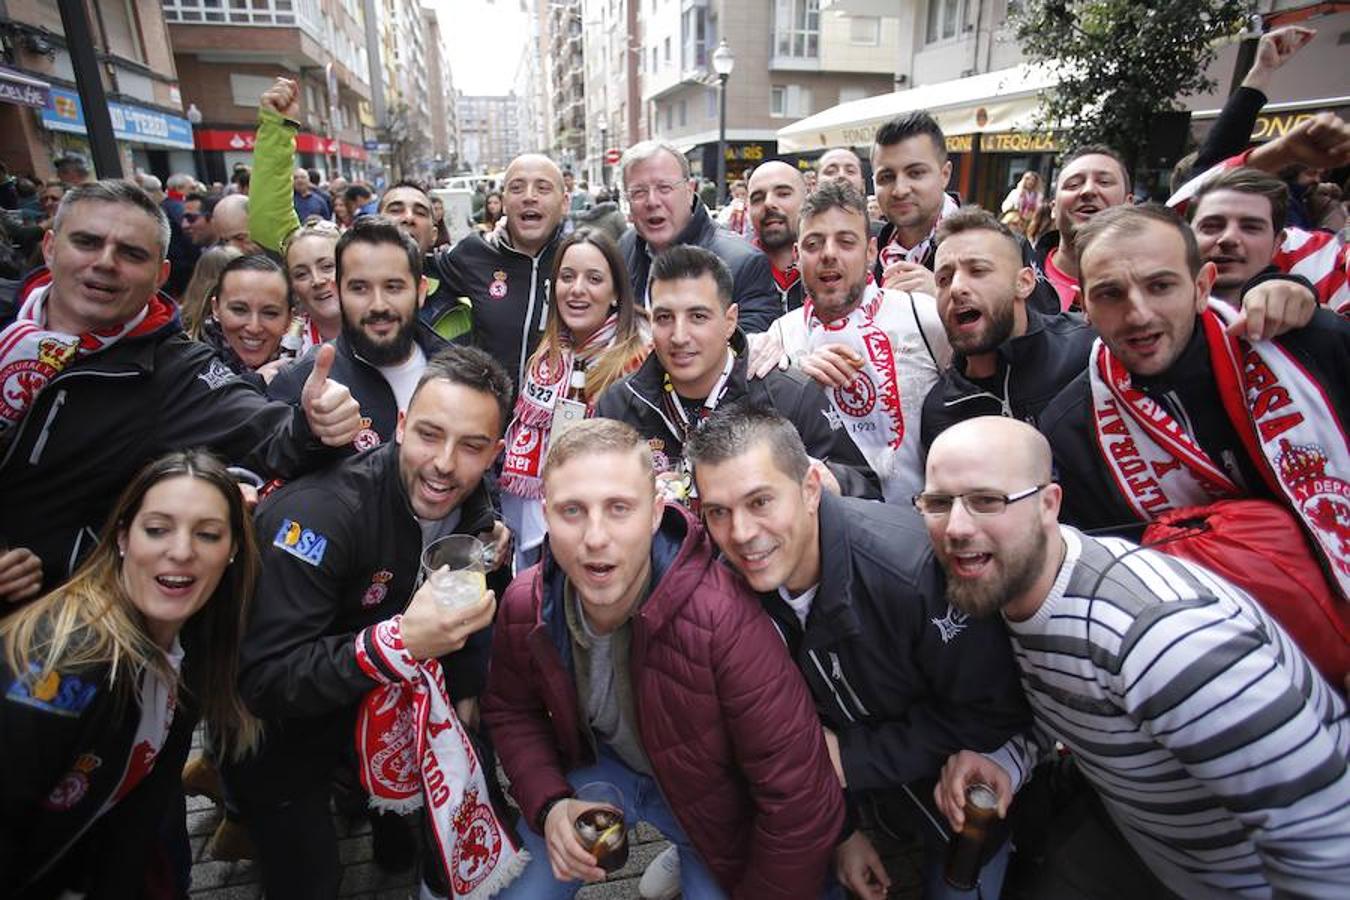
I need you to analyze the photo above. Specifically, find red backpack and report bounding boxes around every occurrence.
[1143,499,1349,688]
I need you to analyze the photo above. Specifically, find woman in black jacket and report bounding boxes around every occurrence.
[0,449,261,898]
[192,253,297,387]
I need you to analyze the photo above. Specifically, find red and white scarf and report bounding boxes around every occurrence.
[354,618,526,897]
[0,283,175,435]
[878,193,961,269]
[500,317,620,499]
[1089,301,1350,598]
[803,282,905,479]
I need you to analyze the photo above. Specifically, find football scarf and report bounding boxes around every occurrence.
[802,282,905,481]
[355,618,527,897]
[1089,301,1349,597]
[878,193,961,269]
[500,315,620,499]
[0,283,175,435]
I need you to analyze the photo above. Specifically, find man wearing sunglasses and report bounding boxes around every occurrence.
[688,404,1029,900]
[923,415,1349,899]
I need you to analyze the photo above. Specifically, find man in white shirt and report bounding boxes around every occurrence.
[761,181,949,502]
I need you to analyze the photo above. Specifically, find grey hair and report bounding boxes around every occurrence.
[136,173,163,193]
[53,180,172,259]
[166,172,196,192]
[618,140,691,189]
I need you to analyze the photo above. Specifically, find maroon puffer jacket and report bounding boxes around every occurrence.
[482,504,845,898]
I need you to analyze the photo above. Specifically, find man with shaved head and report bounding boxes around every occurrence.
[212,193,262,253]
[747,160,809,314]
[923,416,1350,900]
[817,148,867,196]
[689,405,1029,900]
[429,152,569,386]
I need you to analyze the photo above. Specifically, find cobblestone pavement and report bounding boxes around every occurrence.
[185,738,928,900]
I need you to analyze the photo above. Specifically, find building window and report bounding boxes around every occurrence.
[664,104,673,130]
[771,84,812,118]
[706,86,717,119]
[162,0,299,27]
[651,46,658,72]
[678,99,686,127]
[849,16,881,46]
[775,0,820,59]
[926,0,965,43]
[664,36,671,64]
[839,86,868,104]
[682,5,708,70]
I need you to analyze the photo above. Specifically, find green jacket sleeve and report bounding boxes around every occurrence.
[249,106,303,253]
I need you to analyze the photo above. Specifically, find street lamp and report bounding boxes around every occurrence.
[186,102,206,184]
[711,38,735,206]
[597,113,609,190]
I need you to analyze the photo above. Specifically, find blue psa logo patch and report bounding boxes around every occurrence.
[6,666,99,717]
[273,518,328,566]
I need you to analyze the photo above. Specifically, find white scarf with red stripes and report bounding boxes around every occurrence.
[802,282,905,482]
[354,618,527,897]
[1089,301,1350,597]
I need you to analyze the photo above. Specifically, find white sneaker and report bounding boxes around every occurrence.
[639,844,681,900]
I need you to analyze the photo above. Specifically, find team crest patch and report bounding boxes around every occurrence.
[834,372,877,418]
[0,337,73,425]
[488,270,508,300]
[362,570,394,608]
[44,753,101,811]
[273,518,329,566]
[7,666,98,717]
[821,407,844,431]
[353,416,381,450]
[647,438,669,473]
[1276,439,1350,571]
[931,605,969,644]
[450,786,504,894]
[197,358,235,390]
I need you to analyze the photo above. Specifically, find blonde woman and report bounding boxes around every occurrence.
[1,450,261,896]
[499,228,649,567]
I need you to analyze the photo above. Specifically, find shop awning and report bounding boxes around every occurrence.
[0,65,51,109]
[776,63,1060,152]
[41,86,194,150]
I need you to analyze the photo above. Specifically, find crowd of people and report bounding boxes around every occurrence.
[1,24,1349,899]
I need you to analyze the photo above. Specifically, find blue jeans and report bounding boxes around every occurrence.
[498,751,726,899]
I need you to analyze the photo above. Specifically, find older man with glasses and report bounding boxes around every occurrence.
[616,140,780,333]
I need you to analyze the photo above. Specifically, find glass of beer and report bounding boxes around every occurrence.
[573,782,629,874]
[944,782,999,890]
[420,535,487,609]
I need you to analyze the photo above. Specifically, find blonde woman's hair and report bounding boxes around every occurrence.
[181,245,243,338]
[1,450,262,759]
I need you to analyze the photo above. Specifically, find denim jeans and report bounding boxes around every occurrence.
[497,750,727,900]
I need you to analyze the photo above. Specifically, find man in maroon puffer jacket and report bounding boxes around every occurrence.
[482,419,846,899]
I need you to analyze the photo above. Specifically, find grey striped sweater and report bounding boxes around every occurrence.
[987,527,1350,899]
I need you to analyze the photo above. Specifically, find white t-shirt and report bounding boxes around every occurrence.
[376,344,427,414]
[777,584,819,628]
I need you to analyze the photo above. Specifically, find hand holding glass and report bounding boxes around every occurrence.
[421,535,488,609]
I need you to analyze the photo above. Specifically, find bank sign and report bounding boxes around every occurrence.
[41,87,194,150]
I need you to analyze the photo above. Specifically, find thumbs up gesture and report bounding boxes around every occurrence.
[301,344,361,447]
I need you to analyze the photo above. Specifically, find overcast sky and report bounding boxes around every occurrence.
[433,0,529,97]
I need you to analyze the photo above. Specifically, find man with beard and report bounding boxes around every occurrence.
[688,406,1030,900]
[617,140,779,333]
[229,348,514,899]
[268,216,446,451]
[921,208,1094,451]
[761,181,949,503]
[429,153,568,386]
[1037,205,1348,577]
[924,416,1350,899]
[747,161,808,314]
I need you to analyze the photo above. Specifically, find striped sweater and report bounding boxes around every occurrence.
[987,526,1350,899]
